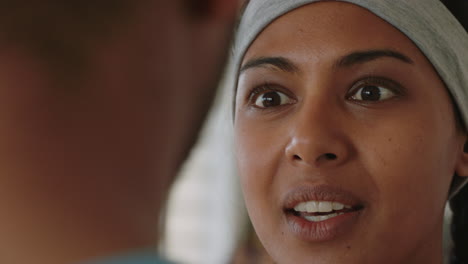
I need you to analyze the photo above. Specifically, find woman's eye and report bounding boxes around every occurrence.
[350,85,396,102]
[253,90,293,108]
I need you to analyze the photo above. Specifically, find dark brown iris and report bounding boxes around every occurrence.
[261,92,281,107]
[360,86,381,101]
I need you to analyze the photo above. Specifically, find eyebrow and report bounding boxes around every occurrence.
[240,56,299,74]
[240,49,414,74]
[335,49,414,67]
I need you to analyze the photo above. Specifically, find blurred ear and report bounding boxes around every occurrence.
[456,139,468,177]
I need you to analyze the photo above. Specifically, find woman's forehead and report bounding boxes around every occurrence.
[242,2,422,68]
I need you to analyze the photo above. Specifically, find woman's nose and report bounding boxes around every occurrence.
[284,107,352,168]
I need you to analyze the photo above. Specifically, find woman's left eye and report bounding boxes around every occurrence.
[349,85,396,102]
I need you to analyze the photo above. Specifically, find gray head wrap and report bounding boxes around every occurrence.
[232,0,468,197]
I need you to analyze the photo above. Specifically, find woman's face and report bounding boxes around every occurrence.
[234,2,467,263]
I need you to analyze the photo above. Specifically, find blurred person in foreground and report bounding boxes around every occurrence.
[0,1,238,263]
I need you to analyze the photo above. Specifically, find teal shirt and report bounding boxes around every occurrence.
[81,251,173,264]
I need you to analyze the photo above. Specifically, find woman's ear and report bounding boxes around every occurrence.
[456,140,468,177]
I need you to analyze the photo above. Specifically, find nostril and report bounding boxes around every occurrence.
[291,153,338,164]
[293,154,302,161]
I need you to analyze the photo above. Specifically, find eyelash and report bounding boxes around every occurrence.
[346,76,406,101]
[249,83,272,100]
[247,83,295,108]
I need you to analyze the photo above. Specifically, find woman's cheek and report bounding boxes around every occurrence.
[235,117,282,198]
[363,117,452,216]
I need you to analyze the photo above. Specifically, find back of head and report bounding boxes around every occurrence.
[0,0,238,263]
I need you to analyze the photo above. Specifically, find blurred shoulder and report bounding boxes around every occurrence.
[79,251,174,264]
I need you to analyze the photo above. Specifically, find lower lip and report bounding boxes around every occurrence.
[285,210,362,242]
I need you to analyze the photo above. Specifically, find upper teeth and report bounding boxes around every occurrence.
[294,201,350,213]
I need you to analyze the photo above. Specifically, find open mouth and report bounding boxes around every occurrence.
[282,185,365,241]
[286,200,364,222]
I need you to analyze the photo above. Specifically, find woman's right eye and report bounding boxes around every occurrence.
[251,90,295,108]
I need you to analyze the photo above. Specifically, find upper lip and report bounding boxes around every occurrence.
[282,184,364,211]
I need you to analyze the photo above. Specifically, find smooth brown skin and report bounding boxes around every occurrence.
[0,1,238,263]
[235,2,468,264]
